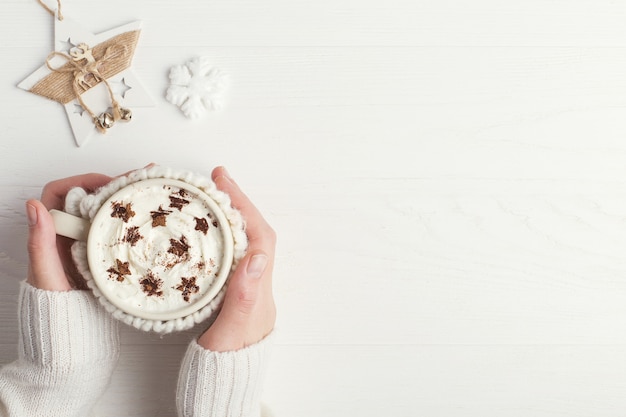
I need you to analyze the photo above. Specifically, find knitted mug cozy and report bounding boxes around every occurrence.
[65,166,248,333]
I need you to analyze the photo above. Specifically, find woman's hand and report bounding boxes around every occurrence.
[197,167,277,351]
[26,173,112,291]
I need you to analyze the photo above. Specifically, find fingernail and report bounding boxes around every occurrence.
[216,173,233,187]
[222,167,232,180]
[26,203,38,226]
[246,254,268,279]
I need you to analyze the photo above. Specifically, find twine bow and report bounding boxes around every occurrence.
[46,43,131,133]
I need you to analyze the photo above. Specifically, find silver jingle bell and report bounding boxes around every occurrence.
[120,107,132,122]
[97,112,115,129]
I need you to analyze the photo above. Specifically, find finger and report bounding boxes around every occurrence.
[26,200,72,291]
[116,162,157,178]
[211,167,276,249]
[41,173,112,209]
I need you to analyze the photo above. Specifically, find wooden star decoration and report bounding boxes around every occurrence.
[18,13,154,147]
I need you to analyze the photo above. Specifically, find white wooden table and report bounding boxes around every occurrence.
[2,1,626,415]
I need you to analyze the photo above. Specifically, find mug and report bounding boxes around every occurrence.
[50,177,234,322]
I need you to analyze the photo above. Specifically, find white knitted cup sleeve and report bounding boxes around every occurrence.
[65,166,248,333]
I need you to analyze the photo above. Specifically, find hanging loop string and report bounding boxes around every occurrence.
[38,0,64,21]
[46,44,129,133]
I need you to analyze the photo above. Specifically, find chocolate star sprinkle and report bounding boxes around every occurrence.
[140,271,163,297]
[175,276,200,302]
[123,226,143,246]
[107,259,131,282]
[169,195,190,211]
[168,235,190,259]
[150,205,173,227]
[194,217,209,234]
[111,201,135,223]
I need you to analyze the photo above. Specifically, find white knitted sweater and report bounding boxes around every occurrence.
[0,282,272,417]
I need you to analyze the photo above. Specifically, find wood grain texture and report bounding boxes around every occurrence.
[2,0,626,415]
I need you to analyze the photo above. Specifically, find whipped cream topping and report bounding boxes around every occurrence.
[87,179,229,319]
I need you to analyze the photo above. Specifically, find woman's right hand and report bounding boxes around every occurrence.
[26,173,112,291]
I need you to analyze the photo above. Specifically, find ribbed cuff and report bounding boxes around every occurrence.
[0,282,121,417]
[176,332,274,417]
[17,281,120,369]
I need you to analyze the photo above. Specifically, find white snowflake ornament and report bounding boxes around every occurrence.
[166,57,228,119]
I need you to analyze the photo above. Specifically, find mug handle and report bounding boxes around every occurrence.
[49,209,91,241]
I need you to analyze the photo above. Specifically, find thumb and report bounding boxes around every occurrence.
[26,200,72,291]
[198,251,269,351]
[219,251,268,325]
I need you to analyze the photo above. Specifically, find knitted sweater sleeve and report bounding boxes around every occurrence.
[0,281,120,417]
[176,333,273,417]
